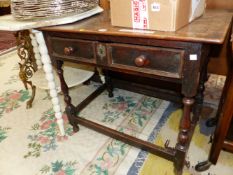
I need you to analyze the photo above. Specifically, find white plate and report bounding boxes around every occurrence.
[31,65,94,92]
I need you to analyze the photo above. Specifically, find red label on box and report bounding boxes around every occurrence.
[131,0,149,29]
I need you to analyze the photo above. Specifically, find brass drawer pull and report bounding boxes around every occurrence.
[134,55,148,67]
[64,46,74,55]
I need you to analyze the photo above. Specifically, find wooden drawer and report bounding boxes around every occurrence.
[49,37,95,63]
[108,43,184,78]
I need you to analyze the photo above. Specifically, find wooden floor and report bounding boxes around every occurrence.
[0,31,16,53]
[0,6,15,53]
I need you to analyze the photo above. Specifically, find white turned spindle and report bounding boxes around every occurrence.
[32,29,65,136]
[29,31,42,69]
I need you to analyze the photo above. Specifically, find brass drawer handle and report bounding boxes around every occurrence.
[134,55,148,67]
[64,46,74,55]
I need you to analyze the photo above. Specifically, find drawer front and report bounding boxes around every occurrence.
[49,37,95,63]
[108,43,184,78]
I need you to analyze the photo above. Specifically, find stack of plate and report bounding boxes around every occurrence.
[30,65,95,92]
[11,0,99,20]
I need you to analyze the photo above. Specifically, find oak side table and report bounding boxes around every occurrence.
[40,10,233,174]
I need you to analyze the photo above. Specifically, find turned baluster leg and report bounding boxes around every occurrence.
[192,80,205,124]
[29,31,42,69]
[193,55,210,123]
[103,70,113,97]
[32,29,65,136]
[174,97,194,174]
[55,60,79,133]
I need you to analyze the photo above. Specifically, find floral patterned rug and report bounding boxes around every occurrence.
[0,50,233,175]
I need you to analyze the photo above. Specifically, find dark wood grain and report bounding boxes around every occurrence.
[41,10,233,175]
[40,10,233,44]
[205,1,233,75]
[99,0,110,10]
[109,43,184,78]
[208,35,233,163]
[195,31,233,172]
[49,37,96,64]
[55,60,79,132]
[207,0,233,10]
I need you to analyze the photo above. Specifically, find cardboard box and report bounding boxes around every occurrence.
[110,0,206,31]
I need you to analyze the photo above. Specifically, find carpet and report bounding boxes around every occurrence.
[0,50,233,175]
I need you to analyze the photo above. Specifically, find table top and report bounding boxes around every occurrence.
[0,6,103,31]
[40,9,233,44]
